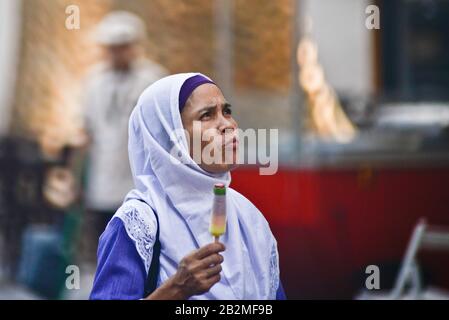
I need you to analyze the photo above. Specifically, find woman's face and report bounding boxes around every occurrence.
[181,83,239,174]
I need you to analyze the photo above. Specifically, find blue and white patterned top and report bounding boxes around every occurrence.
[90,217,286,300]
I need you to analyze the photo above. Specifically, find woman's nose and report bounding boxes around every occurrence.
[218,116,236,134]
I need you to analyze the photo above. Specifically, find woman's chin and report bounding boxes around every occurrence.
[227,162,240,172]
[200,162,239,174]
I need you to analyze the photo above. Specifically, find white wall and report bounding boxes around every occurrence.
[302,0,374,96]
[0,0,22,135]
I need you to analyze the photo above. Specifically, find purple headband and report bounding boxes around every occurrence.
[178,75,215,112]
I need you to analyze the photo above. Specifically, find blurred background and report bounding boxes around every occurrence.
[0,0,449,299]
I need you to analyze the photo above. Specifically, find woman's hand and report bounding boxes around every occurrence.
[146,242,225,300]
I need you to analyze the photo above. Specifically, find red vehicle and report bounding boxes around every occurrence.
[232,141,449,299]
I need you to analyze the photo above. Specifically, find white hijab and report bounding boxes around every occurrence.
[118,73,279,299]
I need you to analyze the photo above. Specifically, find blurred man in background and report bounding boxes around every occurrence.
[82,11,167,259]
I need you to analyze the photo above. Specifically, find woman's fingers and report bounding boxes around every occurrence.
[175,243,226,297]
[200,253,224,269]
[188,253,223,274]
[205,274,221,288]
[204,264,222,278]
[194,242,225,260]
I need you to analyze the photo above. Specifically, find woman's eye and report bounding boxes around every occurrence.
[200,112,211,120]
[224,108,232,115]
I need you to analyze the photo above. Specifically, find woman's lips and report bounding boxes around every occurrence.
[224,136,239,149]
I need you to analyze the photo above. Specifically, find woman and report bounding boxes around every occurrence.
[90,73,285,300]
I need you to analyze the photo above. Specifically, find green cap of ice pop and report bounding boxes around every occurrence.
[213,183,226,195]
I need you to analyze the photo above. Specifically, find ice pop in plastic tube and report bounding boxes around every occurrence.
[209,183,227,242]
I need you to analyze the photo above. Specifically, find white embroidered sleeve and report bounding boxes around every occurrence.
[115,204,158,274]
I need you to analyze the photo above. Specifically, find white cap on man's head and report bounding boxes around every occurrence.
[95,11,146,46]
